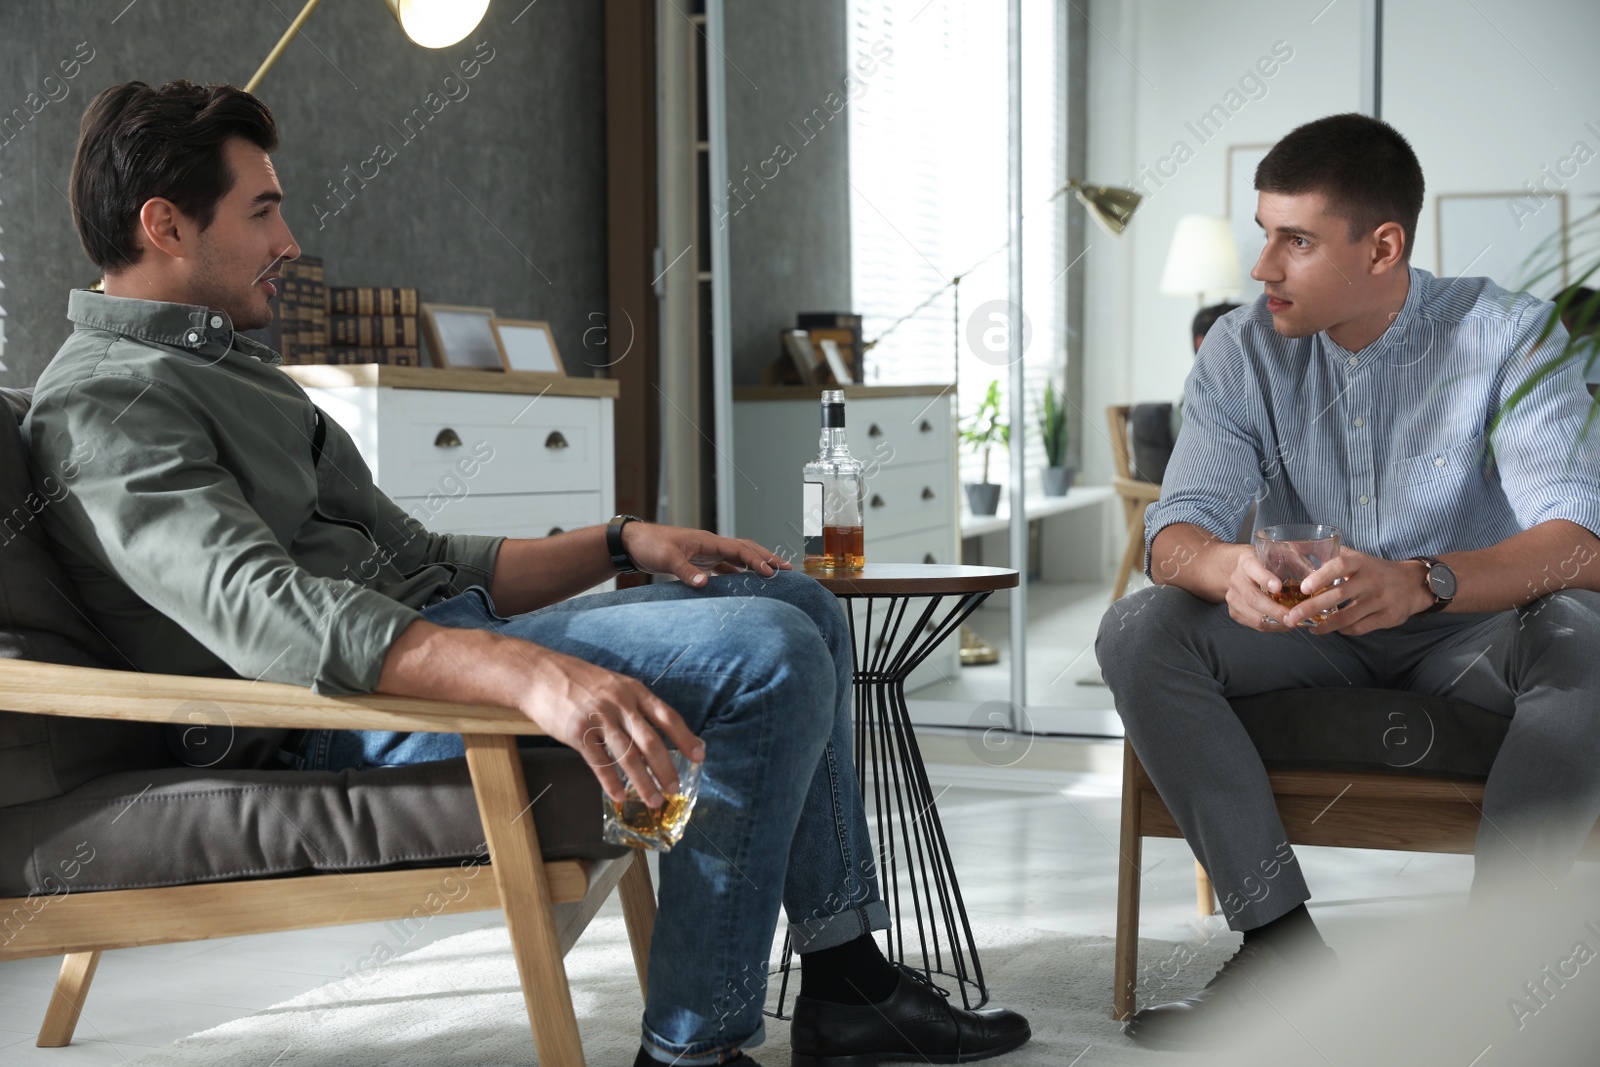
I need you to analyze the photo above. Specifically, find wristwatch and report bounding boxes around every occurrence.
[607,514,642,574]
[1408,556,1456,613]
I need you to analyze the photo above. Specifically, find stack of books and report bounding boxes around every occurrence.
[798,311,864,384]
[326,287,420,366]
[251,256,327,365]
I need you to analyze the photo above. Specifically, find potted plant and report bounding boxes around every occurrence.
[960,380,1009,516]
[1038,379,1074,496]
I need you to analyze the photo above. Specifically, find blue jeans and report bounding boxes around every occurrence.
[286,569,889,1063]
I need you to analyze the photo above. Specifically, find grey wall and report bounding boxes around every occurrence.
[0,0,608,387]
[722,1,852,386]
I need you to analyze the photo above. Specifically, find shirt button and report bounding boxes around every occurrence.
[1435,456,1446,467]
[1359,494,1370,505]
[186,330,200,343]
[1353,417,1365,428]
[1347,356,1358,366]
[210,315,223,328]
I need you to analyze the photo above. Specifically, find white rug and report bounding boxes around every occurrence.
[124,918,1234,1065]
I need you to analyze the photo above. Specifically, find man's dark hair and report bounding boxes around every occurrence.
[1255,112,1424,260]
[1554,284,1600,338]
[1192,302,1241,343]
[70,80,278,273]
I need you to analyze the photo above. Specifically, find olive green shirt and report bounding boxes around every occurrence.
[22,290,506,695]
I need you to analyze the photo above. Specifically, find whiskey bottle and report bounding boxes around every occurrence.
[802,389,866,571]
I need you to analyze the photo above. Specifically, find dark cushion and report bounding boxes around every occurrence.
[0,385,182,807]
[1231,688,1510,779]
[0,746,622,896]
[1128,402,1176,484]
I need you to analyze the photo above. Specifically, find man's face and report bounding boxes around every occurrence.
[1249,189,1381,340]
[182,137,299,333]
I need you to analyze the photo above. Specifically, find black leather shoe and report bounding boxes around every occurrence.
[790,965,1031,1065]
[1124,939,1338,1052]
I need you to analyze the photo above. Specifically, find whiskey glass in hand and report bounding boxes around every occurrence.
[601,749,703,852]
[1254,524,1345,628]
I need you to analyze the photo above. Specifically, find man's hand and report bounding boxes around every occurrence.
[519,644,706,807]
[1280,549,1433,635]
[623,522,792,588]
[1224,543,1305,632]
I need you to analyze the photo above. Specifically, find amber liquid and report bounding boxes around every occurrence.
[610,791,694,849]
[805,525,865,572]
[1268,579,1336,624]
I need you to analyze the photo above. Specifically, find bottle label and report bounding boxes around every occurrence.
[803,480,824,556]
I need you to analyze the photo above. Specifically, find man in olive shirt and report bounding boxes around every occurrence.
[25,80,1029,1066]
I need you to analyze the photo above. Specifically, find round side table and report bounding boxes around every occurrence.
[769,563,1019,1016]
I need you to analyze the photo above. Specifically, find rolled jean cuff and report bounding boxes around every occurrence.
[788,900,891,954]
[640,1017,766,1065]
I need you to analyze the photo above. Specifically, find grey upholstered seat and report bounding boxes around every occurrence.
[1231,687,1507,780]
[0,385,619,900]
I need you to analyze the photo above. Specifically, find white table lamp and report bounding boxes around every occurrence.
[1160,215,1243,307]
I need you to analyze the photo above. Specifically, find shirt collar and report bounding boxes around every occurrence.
[1320,265,1429,361]
[66,289,283,366]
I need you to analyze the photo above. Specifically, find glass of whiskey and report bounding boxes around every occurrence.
[601,750,704,853]
[1254,524,1345,627]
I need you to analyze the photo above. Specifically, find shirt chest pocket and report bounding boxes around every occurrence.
[1386,435,1485,489]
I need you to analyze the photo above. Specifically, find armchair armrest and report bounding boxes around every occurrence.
[0,658,544,736]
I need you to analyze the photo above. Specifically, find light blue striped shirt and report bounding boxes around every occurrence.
[1146,267,1600,575]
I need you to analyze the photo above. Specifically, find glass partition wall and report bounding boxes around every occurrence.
[708,0,1110,740]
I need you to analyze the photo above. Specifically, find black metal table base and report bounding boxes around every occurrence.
[768,589,995,1018]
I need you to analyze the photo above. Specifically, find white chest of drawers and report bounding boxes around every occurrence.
[283,366,619,584]
[732,385,960,691]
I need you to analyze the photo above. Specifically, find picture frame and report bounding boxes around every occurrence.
[493,318,566,376]
[819,337,853,386]
[782,328,823,384]
[1225,143,1273,301]
[420,304,508,371]
[1436,191,1568,293]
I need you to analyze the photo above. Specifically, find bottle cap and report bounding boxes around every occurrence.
[821,393,846,428]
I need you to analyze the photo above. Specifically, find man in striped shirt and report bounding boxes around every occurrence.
[1098,113,1600,1051]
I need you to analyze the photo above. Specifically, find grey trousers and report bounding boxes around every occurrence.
[1096,584,1600,931]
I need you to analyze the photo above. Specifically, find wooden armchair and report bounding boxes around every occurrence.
[0,658,656,1065]
[1112,688,1600,1021]
[1106,405,1163,602]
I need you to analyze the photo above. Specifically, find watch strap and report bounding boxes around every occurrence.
[607,514,642,574]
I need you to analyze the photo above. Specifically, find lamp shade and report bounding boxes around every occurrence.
[1159,215,1243,299]
[1070,182,1142,236]
[386,0,491,48]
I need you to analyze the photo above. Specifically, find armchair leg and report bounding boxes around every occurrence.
[37,950,101,1047]
[1195,860,1216,916]
[1114,746,1144,1021]
[464,734,585,1066]
[618,852,656,1003]
[1112,502,1143,602]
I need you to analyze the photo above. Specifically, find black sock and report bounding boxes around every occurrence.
[799,933,900,1005]
[1242,903,1324,955]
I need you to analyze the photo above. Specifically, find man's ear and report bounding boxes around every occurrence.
[136,197,188,261]
[1370,221,1407,274]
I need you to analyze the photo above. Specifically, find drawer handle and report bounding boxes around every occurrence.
[868,423,883,438]
[919,419,933,433]
[434,428,463,448]
[921,486,935,500]
[547,526,565,537]
[923,552,936,564]
[545,430,570,450]
[870,493,885,509]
